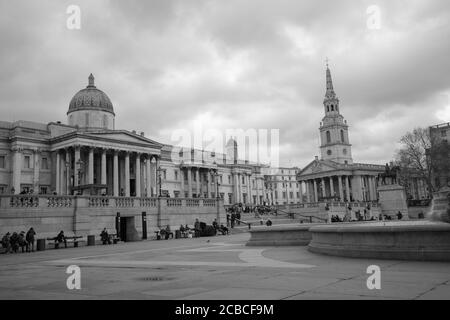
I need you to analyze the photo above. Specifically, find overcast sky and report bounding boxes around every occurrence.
[1,0,449,167]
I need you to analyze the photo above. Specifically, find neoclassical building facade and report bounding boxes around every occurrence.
[0,74,303,206]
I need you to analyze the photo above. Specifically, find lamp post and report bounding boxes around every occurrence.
[213,171,220,199]
[156,167,163,197]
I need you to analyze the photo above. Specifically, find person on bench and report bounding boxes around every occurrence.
[1,232,11,254]
[212,219,219,232]
[219,224,229,235]
[160,225,173,240]
[100,228,111,245]
[53,230,67,249]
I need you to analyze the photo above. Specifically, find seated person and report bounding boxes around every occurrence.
[161,225,173,240]
[212,219,219,231]
[100,228,111,245]
[54,230,67,248]
[219,224,229,235]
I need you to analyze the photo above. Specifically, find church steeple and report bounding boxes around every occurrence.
[319,62,353,164]
[325,65,335,99]
[323,63,340,115]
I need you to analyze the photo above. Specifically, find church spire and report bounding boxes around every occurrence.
[325,63,335,99]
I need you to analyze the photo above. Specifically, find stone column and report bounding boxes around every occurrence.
[65,149,71,195]
[146,155,152,197]
[195,168,200,197]
[205,169,209,198]
[113,150,119,196]
[155,156,160,197]
[101,149,107,186]
[248,174,252,204]
[338,176,344,201]
[88,147,94,185]
[32,149,40,193]
[345,176,350,201]
[330,176,334,199]
[74,146,81,187]
[313,179,318,202]
[11,147,22,194]
[56,151,60,194]
[187,167,193,198]
[135,153,141,197]
[180,168,185,197]
[305,181,310,203]
[124,152,130,197]
[321,178,326,199]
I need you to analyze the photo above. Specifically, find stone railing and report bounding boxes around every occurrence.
[186,199,200,207]
[88,196,110,207]
[203,199,217,207]
[140,198,157,207]
[167,199,182,207]
[46,196,73,208]
[9,195,39,208]
[114,197,135,207]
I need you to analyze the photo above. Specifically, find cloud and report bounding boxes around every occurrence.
[0,0,449,168]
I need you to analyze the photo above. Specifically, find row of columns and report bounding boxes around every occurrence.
[302,175,378,203]
[54,146,160,197]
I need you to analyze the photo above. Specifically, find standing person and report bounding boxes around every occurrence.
[10,232,20,253]
[226,213,230,227]
[236,210,241,226]
[1,232,11,254]
[230,212,236,228]
[100,228,111,245]
[18,231,27,253]
[26,227,36,252]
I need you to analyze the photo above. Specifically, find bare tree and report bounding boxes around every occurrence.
[394,127,433,194]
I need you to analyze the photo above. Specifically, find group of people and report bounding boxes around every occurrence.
[1,228,36,254]
[158,218,230,240]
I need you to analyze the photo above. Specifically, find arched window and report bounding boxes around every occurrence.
[326,131,331,143]
[340,130,345,143]
[331,105,334,111]
[103,114,108,129]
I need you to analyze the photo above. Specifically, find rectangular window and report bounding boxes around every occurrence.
[0,156,5,169]
[175,170,178,181]
[219,175,223,184]
[41,157,48,170]
[441,130,447,137]
[40,186,48,195]
[174,191,180,198]
[228,175,231,184]
[163,170,167,180]
[242,176,245,184]
[228,193,233,204]
[23,156,31,169]
[0,185,6,194]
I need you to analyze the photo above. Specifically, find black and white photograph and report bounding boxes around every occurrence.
[0,0,450,310]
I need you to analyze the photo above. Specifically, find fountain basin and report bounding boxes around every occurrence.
[246,224,322,246]
[308,221,450,261]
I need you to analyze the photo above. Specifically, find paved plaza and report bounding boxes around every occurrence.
[1,233,450,300]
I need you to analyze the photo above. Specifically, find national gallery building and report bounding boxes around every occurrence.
[0,74,304,206]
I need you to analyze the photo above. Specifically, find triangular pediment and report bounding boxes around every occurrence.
[82,130,163,148]
[299,159,340,176]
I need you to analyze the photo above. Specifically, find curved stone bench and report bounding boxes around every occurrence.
[308,221,450,261]
[246,224,322,246]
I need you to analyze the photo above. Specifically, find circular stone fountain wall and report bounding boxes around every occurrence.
[246,224,322,246]
[308,221,450,261]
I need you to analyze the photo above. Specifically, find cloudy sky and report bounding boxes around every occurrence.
[1,0,449,167]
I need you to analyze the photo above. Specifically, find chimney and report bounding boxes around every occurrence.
[140,132,145,136]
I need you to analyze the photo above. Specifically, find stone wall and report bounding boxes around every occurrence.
[0,195,225,239]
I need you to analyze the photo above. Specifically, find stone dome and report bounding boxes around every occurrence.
[67,74,115,115]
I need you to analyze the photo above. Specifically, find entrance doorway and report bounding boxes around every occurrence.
[119,216,138,242]
[130,179,136,196]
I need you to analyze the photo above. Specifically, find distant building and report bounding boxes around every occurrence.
[297,65,385,202]
[428,122,450,191]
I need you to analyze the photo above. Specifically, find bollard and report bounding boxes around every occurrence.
[36,239,46,251]
[87,235,95,246]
